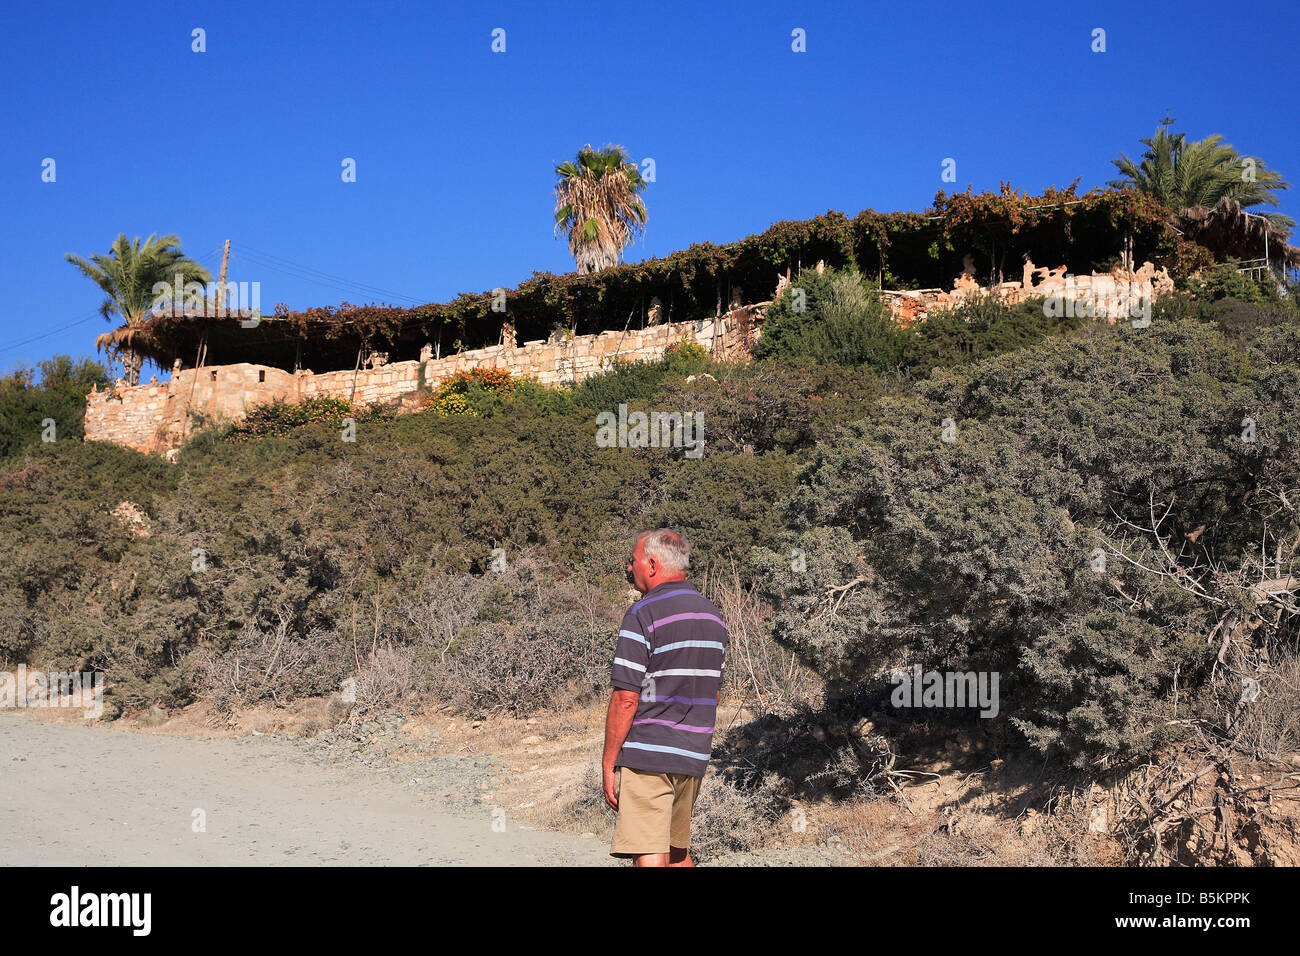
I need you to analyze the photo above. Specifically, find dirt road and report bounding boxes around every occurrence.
[0,713,614,866]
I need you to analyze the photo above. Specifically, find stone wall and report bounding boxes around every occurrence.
[879,258,1176,327]
[84,306,764,456]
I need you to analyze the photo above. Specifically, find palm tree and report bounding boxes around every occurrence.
[1109,115,1293,226]
[553,145,647,274]
[66,233,211,385]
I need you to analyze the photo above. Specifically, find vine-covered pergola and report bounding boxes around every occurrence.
[115,184,1263,375]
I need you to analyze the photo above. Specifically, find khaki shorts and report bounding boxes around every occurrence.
[610,766,702,857]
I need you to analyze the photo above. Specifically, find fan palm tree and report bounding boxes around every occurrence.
[553,145,647,274]
[66,233,211,384]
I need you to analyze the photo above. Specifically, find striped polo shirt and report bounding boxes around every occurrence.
[610,579,728,777]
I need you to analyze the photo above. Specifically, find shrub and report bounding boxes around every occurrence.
[905,293,1087,373]
[571,342,718,413]
[425,367,515,415]
[429,614,613,717]
[662,340,711,376]
[0,355,108,460]
[224,396,356,441]
[1185,261,1284,304]
[755,266,910,370]
[754,315,1299,769]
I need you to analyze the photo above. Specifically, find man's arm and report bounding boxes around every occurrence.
[606,608,651,810]
[602,690,640,810]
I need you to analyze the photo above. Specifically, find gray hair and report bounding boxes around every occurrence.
[636,528,691,572]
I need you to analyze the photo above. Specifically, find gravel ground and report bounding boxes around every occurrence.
[1,711,615,866]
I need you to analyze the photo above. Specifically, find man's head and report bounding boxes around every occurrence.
[627,528,691,593]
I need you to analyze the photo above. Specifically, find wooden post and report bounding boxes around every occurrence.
[350,345,363,404]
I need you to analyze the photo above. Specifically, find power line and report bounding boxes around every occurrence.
[0,245,225,357]
[232,243,430,305]
[236,242,429,303]
[231,251,427,308]
[230,251,416,306]
[0,309,106,356]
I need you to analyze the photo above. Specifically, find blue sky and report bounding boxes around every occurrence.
[2,0,1297,378]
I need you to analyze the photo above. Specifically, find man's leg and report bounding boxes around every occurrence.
[630,848,692,867]
[667,846,694,867]
[664,773,702,867]
[611,768,674,863]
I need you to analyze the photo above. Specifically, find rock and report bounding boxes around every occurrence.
[521,735,542,746]
[109,501,152,539]
[1020,809,1039,837]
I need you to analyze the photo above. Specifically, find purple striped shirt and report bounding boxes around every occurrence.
[610,579,728,777]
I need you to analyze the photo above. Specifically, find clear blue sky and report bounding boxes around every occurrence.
[2,0,1297,378]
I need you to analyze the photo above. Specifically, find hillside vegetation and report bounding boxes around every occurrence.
[2,268,1297,862]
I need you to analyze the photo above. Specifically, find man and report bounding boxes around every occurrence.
[603,528,728,867]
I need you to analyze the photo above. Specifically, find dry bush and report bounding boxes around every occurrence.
[352,644,418,716]
[689,769,785,861]
[191,614,351,717]
[539,759,615,838]
[430,614,611,717]
[1225,642,1300,760]
[391,572,490,665]
[704,563,821,713]
[899,813,1075,867]
[537,759,784,863]
[424,551,622,717]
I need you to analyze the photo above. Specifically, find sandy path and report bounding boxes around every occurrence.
[0,714,614,866]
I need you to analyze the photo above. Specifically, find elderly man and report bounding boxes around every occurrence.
[603,529,728,867]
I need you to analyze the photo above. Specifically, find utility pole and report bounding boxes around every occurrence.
[216,239,231,316]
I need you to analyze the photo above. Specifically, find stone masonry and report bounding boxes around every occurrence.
[84,307,764,456]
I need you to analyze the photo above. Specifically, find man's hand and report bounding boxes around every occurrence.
[602,689,639,811]
[603,762,619,811]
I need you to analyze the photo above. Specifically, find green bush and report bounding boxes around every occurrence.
[662,340,712,376]
[1185,261,1285,304]
[571,341,719,412]
[224,396,356,441]
[755,267,910,370]
[754,313,1299,769]
[0,356,108,460]
[905,294,1087,373]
